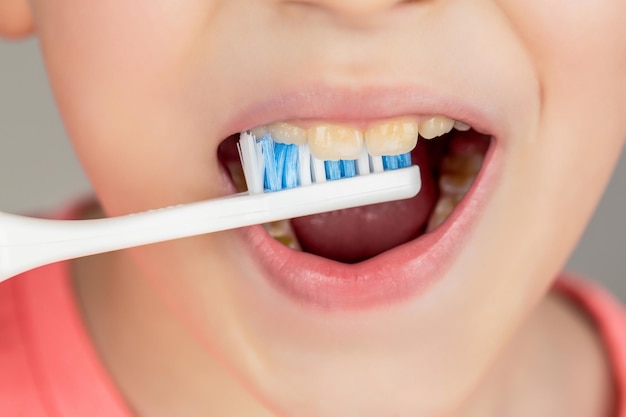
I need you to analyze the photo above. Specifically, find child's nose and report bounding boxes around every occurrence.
[276,0,413,23]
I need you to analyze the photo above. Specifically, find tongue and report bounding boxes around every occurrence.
[290,145,438,263]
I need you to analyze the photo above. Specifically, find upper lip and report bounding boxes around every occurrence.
[219,83,502,141]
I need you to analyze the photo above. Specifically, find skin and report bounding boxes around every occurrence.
[2,0,626,416]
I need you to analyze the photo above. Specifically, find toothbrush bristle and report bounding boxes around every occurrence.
[260,135,300,192]
[324,161,342,181]
[239,132,412,194]
[382,154,412,171]
[340,160,357,178]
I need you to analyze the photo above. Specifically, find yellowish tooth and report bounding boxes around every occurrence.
[439,173,474,196]
[426,195,461,232]
[264,220,301,250]
[267,122,307,145]
[250,125,269,139]
[307,124,364,161]
[453,121,471,131]
[364,119,418,157]
[419,116,455,140]
[440,153,484,177]
[426,151,484,230]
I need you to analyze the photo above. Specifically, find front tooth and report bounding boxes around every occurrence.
[419,116,455,140]
[267,122,307,145]
[364,119,418,157]
[307,124,364,161]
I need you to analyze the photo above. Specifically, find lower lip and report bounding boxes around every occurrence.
[238,139,500,311]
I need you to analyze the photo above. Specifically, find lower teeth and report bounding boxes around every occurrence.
[264,221,301,250]
[426,150,483,232]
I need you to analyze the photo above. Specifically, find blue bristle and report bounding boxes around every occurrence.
[382,153,412,171]
[261,135,281,191]
[258,132,412,191]
[382,155,399,171]
[281,143,299,189]
[273,143,289,189]
[398,152,412,168]
[261,134,300,191]
[340,160,357,178]
[324,160,342,180]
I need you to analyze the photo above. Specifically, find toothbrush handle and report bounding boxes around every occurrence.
[0,166,421,282]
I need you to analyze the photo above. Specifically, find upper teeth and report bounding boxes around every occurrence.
[307,124,365,160]
[266,122,308,145]
[364,119,418,157]
[419,116,455,140]
[453,121,471,131]
[250,116,468,161]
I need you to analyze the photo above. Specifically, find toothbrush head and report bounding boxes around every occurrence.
[238,131,413,195]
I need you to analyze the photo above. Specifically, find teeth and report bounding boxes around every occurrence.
[441,153,484,177]
[426,195,461,232]
[250,116,469,162]
[426,151,484,232]
[307,124,364,161]
[250,125,269,139]
[439,173,474,196]
[419,116,455,140]
[453,121,471,131]
[364,119,418,157]
[264,220,301,250]
[267,122,308,145]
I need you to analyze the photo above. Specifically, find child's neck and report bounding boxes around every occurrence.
[72,251,614,417]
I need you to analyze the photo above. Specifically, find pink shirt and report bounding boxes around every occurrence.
[0,262,131,416]
[0,263,624,416]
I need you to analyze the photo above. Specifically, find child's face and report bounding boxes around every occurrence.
[21,0,626,414]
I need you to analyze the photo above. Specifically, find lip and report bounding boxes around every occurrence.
[221,85,504,311]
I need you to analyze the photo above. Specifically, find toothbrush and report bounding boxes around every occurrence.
[0,132,421,282]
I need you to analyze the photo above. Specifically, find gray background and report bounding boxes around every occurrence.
[2,39,625,299]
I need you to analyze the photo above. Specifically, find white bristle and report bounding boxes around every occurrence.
[298,143,312,186]
[238,132,265,194]
[357,147,371,175]
[311,157,327,183]
[369,155,384,173]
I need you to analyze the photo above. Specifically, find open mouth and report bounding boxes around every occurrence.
[218,116,492,264]
[215,88,499,311]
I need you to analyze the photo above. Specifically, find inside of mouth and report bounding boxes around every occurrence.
[218,128,491,264]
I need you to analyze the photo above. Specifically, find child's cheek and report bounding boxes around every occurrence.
[31,1,227,214]
[497,0,626,134]
[497,0,626,70]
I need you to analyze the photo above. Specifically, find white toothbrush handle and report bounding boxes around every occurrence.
[0,166,421,282]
